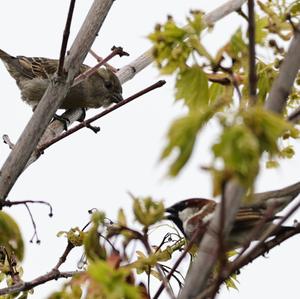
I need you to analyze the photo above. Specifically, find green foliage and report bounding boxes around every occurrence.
[287,0,300,17]
[148,17,191,74]
[84,211,107,261]
[255,15,269,45]
[148,11,205,74]
[57,227,85,247]
[132,196,164,228]
[242,107,298,155]
[212,124,260,187]
[175,65,209,109]
[88,261,141,299]
[161,97,230,176]
[47,280,82,299]
[256,60,276,103]
[0,212,24,262]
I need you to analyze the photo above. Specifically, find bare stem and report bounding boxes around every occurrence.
[73,46,129,86]
[57,0,76,76]
[248,0,257,104]
[0,270,81,296]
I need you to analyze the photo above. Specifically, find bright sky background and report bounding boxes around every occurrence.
[0,1,299,298]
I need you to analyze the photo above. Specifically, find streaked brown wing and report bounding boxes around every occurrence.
[16,56,90,79]
[232,207,273,231]
[235,208,265,222]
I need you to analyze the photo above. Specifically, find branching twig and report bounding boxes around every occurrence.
[0,270,82,296]
[1,199,53,217]
[73,46,129,86]
[23,203,40,244]
[89,48,118,72]
[154,225,209,299]
[140,229,176,299]
[265,23,300,113]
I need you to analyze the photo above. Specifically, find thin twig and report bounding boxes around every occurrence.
[37,80,166,153]
[53,242,75,270]
[89,48,118,72]
[57,0,76,76]
[141,229,176,299]
[153,225,208,299]
[288,106,300,123]
[1,200,53,217]
[24,203,40,244]
[0,270,82,296]
[247,0,257,104]
[73,46,129,86]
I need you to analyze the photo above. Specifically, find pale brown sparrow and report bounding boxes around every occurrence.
[0,48,123,110]
[166,194,298,249]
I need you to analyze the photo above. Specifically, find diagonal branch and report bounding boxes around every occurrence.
[0,270,82,296]
[178,181,245,299]
[265,23,300,113]
[247,0,257,104]
[0,0,115,202]
[37,80,166,153]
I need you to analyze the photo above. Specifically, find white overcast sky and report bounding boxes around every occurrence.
[0,1,299,298]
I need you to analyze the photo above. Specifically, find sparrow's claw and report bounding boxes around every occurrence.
[53,114,70,131]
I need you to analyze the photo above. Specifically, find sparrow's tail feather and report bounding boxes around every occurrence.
[0,49,33,84]
[0,49,15,63]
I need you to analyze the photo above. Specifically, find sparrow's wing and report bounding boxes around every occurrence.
[233,207,275,230]
[17,57,90,79]
[14,56,58,79]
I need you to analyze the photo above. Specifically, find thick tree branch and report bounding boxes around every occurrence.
[265,24,300,113]
[0,0,115,202]
[178,181,245,299]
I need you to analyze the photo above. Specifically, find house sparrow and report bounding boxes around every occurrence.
[0,48,123,110]
[166,194,298,249]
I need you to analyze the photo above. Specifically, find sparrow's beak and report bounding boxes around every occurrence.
[164,207,178,221]
[165,207,177,215]
[112,93,123,104]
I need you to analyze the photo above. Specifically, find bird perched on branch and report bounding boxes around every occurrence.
[0,48,123,110]
[166,193,299,249]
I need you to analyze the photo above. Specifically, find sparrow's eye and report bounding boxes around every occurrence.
[104,80,113,89]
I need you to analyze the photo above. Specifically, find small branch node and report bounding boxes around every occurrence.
[2,135,15,149]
